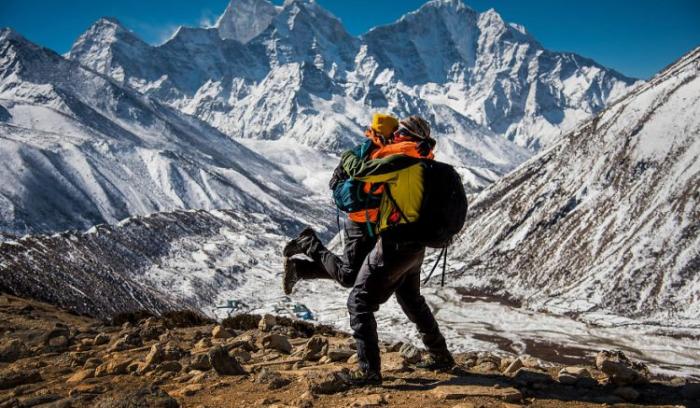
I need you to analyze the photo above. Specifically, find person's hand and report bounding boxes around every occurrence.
[329,164,349,190]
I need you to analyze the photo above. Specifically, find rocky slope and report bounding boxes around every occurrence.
[0,294,696,408]
[0,28,331,235]
[450,46,700,322]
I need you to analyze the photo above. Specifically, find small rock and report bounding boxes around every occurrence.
[513,368,552,385]
[48,336,69,350]
[259,314,277,332]
[306,369,351,395]
[107,386,178,407]
[208,346,245,375]
[231,349,251,363]
[503,358,524,375]
[399,343,421,364]
[382,353,410,373]
[302,336,329,361]
[431,384,522,403]
[0,339,29,363]
[212,325,233,340]
[351,393,386,407]
[194,337,212,351]
[155,361,182,374]
[262,334,292,354]
[0,370,42,390]
[595,350,649,386]
[68,383,106,397]
[83,357,103,369]
[257,368,291,390]
[188,353,212,371]
[173,383,204,398]
[557,366,592,385]
[614,386,640,401]
[348,353,359,364]
[93,333,110,346]
[327,348,355,362]
[138,344,164,374]
[66,368,95,384]
[95,358,132,377]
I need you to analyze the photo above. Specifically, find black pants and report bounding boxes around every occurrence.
[347,238,449,374]
[298,221,377,288]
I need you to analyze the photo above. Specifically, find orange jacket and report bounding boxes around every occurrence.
[347,141,433,223]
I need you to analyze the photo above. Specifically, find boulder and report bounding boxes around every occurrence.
[399,343,421,364]
[595,350,649,385]
[208,346,245,375]
[261,334,292,354]
[302,336,329,361]
[212,325,233,340]
[258,314,277,332]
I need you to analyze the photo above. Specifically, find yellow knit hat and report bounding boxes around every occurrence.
[370,113,399,138]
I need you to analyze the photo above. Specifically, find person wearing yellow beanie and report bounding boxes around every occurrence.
[282,113,399,295]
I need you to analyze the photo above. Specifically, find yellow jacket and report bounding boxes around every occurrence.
[341,152,428,234]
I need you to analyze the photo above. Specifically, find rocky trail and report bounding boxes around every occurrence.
[0,294,697,408]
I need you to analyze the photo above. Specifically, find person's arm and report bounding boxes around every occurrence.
[341,151,418,183]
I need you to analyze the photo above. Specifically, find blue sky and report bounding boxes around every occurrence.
[1,0,699,79]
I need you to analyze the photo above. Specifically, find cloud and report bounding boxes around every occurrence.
[198,9,219,28]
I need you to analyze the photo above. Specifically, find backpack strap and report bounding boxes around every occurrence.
[384,185,410,224]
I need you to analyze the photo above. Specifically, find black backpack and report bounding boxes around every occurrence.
[385,159,468,248]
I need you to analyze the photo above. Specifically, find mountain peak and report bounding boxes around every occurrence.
[216,0,280,43]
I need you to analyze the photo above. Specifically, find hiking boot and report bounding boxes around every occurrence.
[349,369,382,387]
[282,257,299,295]
[282,227,319,257]
[415,352,455,371]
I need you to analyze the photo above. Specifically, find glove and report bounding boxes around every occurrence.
[329,163,349,190]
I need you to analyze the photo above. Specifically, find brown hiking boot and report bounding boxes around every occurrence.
[415,351,455,372]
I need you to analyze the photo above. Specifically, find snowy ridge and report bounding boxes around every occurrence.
[0,208,299,320]
[67,0,638,159]
[0,29,331,235]
[450,47,700,322]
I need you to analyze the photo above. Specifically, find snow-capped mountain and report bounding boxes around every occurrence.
[450,47,700,322]
[68,0,638,155]
[0,28,331,235]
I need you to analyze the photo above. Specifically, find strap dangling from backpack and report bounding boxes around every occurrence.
[423,246,447,285]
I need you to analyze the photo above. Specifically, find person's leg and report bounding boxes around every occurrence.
[347,239,424,379]
[394,260,450,357]
[283,223,375,289]
[326,221,376,287]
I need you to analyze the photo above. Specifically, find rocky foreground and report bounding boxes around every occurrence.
[0,294,697,408]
